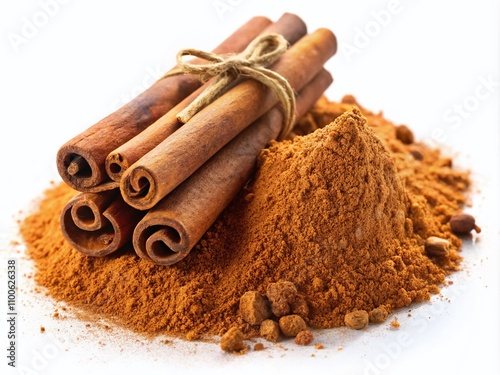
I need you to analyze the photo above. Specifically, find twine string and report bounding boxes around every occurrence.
[162,33,296,139]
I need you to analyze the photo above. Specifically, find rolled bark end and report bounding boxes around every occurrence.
[71,199,102,231]
[146,228,190,265]
[57,146,105,191]
[105,152,128,182]
[121,167,158,210]
[60,191,145,257]
[133,219,191,265]
[61,196,119,257]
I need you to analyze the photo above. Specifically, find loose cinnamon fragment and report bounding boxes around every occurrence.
[121,28,337,210]
[56,15,273,191]
[132,70,332,265]
[67,156,86,176]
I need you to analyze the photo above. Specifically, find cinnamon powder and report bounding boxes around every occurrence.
[20,95,471,340]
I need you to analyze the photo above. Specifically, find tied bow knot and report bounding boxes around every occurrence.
[163,33,296,140]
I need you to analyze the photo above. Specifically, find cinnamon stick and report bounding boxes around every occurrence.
[121,28,337,210]
[133,69,333,265]
[105,13,308,182]
[56,15,272,191]
[60,190,145,257]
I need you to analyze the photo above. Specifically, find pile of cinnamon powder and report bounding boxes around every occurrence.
[20,95,471,340]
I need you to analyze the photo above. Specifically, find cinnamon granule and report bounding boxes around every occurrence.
[260,320,280,343]
[239,291,271,325]
[294,330,314,346]
[266,281,301,318]
[220,327,246,353]
[344,310,369,330]
[20,95,471,340]
[254,342,265,351]
[368,306,389,323]
[278,315,307,337]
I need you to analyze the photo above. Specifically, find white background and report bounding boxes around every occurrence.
[0,1,499,374]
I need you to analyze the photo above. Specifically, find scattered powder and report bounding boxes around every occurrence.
[20,95,471,341]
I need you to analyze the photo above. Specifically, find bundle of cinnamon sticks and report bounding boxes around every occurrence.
[57,13,337,265]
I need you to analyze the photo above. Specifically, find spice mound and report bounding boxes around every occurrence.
[20,96,471,340]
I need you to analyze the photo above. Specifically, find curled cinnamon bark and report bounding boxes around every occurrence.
[133,69,333,265]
